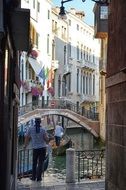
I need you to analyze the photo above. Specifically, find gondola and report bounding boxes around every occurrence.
[17,149,49,179]
[52,139,72,156]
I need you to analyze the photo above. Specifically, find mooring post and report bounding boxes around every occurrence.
[66,148,76,183]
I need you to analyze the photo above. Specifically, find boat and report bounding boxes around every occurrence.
[51,139,72,156]
[17,149,49,179]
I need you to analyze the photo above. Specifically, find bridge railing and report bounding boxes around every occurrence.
[76,149,106,182]
[19,99,99,121]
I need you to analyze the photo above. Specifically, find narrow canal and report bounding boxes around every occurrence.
[18,127,104,183]
[44,133,103,183]
[18,116,105,182]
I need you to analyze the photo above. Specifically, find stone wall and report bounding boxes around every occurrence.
[106,0,126,189]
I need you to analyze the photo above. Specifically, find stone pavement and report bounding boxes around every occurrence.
[17,177,105,190]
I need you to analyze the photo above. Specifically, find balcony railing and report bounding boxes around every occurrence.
[81,94,96,102]
[77,60,96,71]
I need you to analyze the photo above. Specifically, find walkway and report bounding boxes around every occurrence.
[17,177,105,190]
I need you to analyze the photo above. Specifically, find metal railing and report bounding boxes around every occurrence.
[17,148,105,182]
[17,149,33,179]
[76,149,106,182]
[19,99,99,121]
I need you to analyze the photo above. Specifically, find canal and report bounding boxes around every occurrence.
[18,128,104,182]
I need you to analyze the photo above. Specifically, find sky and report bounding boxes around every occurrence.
[52,0,95,26]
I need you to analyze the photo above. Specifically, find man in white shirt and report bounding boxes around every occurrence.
[54,122,63,146]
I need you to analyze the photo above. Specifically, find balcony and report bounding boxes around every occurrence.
[78,60,96,71]
[21,79,43,95]
[81,94,96,103]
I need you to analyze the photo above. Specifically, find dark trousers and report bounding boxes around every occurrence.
[32,147,46,180]
[55,136,61,146]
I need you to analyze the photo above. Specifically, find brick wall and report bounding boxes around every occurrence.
[106,1,126,189]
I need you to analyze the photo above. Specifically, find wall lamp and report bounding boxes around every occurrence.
[59,0,110,19]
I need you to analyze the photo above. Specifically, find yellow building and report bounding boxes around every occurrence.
[94,4,108,140]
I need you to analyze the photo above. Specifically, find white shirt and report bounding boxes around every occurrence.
[54,125,63,137]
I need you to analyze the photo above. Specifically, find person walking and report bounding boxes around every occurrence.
[54,121,64,146]
[24,117,49,181]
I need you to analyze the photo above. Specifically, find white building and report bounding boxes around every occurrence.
[19,1,100,115]
[20,0,53,108]
[52,7,101,111]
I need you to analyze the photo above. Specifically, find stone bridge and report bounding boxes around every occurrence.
[18,108,100,137]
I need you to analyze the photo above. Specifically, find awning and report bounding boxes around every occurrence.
[28,57,46,85]
[28,57,43,76]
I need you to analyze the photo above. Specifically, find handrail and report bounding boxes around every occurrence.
[19,99,99,121]
[17,148,33,179]
[76,149,106,182]
[17,148,49,179]
[17,148,105,181]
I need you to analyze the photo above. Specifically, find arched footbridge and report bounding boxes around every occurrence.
[18,108,100,137]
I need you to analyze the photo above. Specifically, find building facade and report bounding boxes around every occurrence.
[20,0,53,109]
[94,4,108,140]
[52,7,101,113]
[19,1,101,118]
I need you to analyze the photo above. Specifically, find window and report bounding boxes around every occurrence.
[47,34,50,54]
[68,19,71,26]
[89,74,92,95]
[77,69,79,93]
[58,75,61,97]
[36,33,40,48]
[86,75,88,94]
[68,42,71,57]
[33,0,35,9]
[100,6,108,19]
[81,44,83,59]
[37,2,40,13]
[68,74,71,92]
[83,75,85,94]
[80,73,82,93]
[48,10,50,19]
[52,40,55,60]
[77,24,79,31]
[77,42,79,60]
[93,75,95,95]
[21,60,24,81]
[61,26,66,39]
[64,45,66,65]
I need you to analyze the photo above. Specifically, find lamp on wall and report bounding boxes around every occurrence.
[59,0,110,19]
